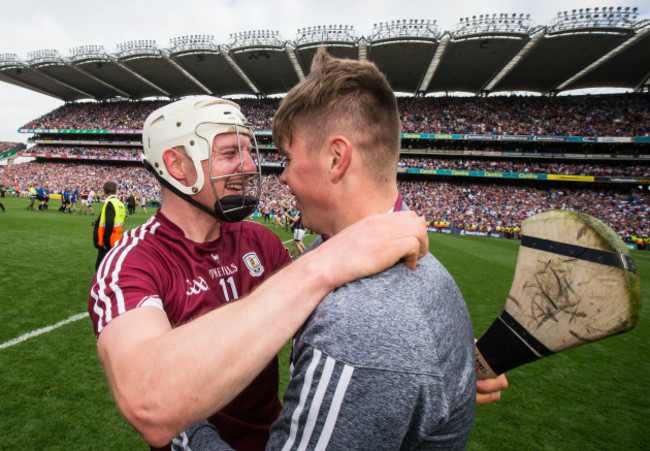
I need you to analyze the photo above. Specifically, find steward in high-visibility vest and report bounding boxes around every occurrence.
[96,196,126,247]
[93,181,126,270]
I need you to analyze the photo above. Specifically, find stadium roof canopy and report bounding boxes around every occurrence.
[0,6,648,102]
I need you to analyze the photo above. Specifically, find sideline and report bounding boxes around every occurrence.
[0,312,89,350]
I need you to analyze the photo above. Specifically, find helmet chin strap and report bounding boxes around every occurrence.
[214,195,259,222]
[144,161,259,223]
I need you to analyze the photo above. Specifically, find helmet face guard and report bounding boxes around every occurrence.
[142,96,261,222]
[197,122,261,223]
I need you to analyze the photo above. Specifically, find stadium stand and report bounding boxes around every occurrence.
[0,142,21,152]
[399,179,649,244]
[1,8,649,247]
[398,157,650,177]
[16,95,649,137]
[399,94,649,137]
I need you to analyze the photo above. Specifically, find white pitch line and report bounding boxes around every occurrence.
[282,232,312,245]
[0,312,89,350]
[1,230,309,350]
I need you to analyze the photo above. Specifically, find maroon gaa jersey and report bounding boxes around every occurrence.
[89,211,292,450]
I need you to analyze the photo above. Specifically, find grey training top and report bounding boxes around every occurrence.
[266,236,476,450]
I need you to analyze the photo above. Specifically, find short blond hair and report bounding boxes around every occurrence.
[272,47,401,183]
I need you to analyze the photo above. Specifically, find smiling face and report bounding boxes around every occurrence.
[194,132,258,206]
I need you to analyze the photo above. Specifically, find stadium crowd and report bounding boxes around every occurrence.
[0,141,21,152]
[22,146,142,159]
[0,162,160,204]
[21,93,649,137]
[12,146,650,178]
[398,94,649,136]
[21,100,164,130]
[2,161,648,243]
[400,180,649,242]
[398,157,650,177]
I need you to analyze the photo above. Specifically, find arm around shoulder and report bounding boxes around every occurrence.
[310,211,429,287]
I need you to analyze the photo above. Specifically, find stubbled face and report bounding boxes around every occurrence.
[279,130,331,234]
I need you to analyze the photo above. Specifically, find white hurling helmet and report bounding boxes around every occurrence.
[142,96,261,222]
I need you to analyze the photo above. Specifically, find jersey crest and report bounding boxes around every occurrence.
[243,252,264,277]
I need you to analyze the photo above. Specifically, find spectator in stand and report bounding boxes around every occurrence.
[397,156,650,177]
[0,141,21,152]
[397,93,650,137]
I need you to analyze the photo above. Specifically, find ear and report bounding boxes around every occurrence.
[328,136,352,183]
[162,148,197,187]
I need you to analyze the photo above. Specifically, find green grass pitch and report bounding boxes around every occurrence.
[0,195,647,449]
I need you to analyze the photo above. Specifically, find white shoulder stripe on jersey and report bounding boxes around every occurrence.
[94,224,142,331]
[90,287,104,332]
[108,219,158,316]
[282,348,322,451]
[92,216,158,333]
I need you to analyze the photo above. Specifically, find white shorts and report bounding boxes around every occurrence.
[293,228,305,241]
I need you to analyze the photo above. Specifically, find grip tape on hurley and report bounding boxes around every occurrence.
[476,311,555,376]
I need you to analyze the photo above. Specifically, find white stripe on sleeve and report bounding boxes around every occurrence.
[296,356,336,451]
[314,364,355,451]
[281,349,322,451]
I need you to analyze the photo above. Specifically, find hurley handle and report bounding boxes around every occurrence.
[475,311,550,380]
[475,342,498,380]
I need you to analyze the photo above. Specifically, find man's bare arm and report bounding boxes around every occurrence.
[97,211,428,447]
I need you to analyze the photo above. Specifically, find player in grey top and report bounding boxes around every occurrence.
[267,48,475,449]
[267,223,475,449]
